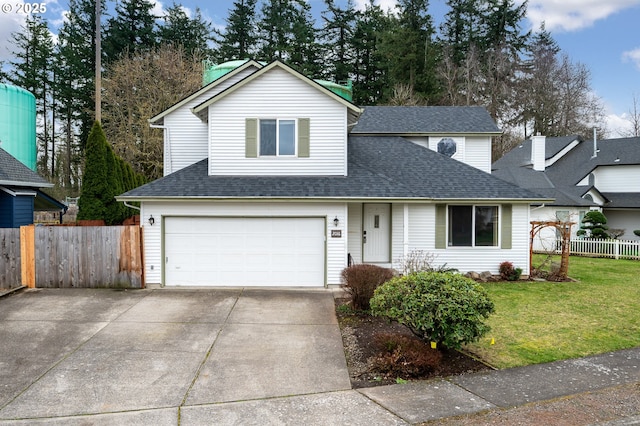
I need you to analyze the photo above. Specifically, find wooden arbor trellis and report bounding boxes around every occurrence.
[530,220,576,280]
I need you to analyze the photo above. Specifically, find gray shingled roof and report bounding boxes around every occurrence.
[119,136,544,201]
[492,136,640,207]
[0,147,51,188]
[602,193,640,208]
[350,106,501,134]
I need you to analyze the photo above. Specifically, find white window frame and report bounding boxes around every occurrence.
[448,204,500,248]
[258,118,297,157]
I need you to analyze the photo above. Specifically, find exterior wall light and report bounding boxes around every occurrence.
[148,215,155,226]
[333,216,339,227]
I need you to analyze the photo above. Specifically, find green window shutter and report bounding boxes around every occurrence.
[435,204,447,249]
[245,118,258,158]
[501,204,512,249]
[298,118,310,158]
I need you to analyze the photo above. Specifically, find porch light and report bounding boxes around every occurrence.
[148,215,155,226]
[333,216,339,227]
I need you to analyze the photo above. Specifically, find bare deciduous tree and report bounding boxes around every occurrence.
[102,44,203,181]
[620,93,640,137]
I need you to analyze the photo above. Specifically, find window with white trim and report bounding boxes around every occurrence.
[259,119,296,156]
[448,205,499,247]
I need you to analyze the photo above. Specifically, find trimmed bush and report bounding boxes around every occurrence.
[370,272,495,349]
[579,211,609,239]
[340,264,395,310]
[499,261,522,281]
[634,230,640,237]
[369,332,443,378]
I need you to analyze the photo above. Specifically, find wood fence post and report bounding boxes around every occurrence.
[20,225,36,288]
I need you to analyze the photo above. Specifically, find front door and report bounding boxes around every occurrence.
[363,204,391,263]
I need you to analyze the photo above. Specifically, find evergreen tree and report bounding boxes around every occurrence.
[104,0,158,63]
[54,0,100,191]
[158,3,214,57]
[439,0,481,65]
[351,0,390,105]
[7,15,55,177]
[258,0,321,75]
[78,122,110,222]
[319,0,357,82]
[380,0,439,101]
[216,0,258,61]
[520,23,561,137]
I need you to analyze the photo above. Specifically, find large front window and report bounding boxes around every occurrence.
[259,119,296,156]
[448,205,499,247]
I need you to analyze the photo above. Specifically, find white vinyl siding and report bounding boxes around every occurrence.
[464,137,492,173]
[603,209,640,241]
[589,165,640,192]
[162,66,258,175]
[208,67,348,176]
[140,201,347,286]
[407,136,490,173]
[400,203,531,275]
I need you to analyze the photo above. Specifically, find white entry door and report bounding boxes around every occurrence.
[363,204,391,262]
[164,217,325,287]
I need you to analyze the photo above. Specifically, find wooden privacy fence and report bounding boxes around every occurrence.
[1,225,144,289]
[0,228,21,289]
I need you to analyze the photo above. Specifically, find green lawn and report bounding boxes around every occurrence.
[464,255,640,369]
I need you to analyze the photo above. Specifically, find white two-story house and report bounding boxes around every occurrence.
[118,60,547,287]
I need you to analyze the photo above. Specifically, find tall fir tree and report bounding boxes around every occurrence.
[351,0,390,105]
[55,0,102,189]
[104,0,158,63]
[216,0,259,61]
[8,15,55,178]
[319,0,357,82]
[380,0,439,102]
[258,0,321,75]
[158,3,214,58]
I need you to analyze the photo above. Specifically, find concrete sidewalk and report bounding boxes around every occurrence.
[0,288,638,425]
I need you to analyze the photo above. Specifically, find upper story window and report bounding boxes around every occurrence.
[259,119,296,156]
[448,205,498,247]
[245,117,309,159]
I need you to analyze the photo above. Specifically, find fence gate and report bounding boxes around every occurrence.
[18,225,144,289]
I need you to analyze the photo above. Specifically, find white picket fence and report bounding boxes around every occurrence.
[533,237,640,260]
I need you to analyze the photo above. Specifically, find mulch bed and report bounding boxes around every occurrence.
[336,298,491,389]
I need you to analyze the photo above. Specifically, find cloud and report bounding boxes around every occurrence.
[353,0,397,13]
[0,9,27,62]
[527,0,640,32]
[622,48,640,70]
[606,112,634,137]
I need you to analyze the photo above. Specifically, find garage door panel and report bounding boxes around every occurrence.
[165,217,325,287]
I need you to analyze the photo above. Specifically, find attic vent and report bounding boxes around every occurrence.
[437,137,456,157]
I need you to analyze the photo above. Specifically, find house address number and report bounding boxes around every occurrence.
[331,230,342,238]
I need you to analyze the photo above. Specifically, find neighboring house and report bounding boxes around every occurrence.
[0,147,65,227]
[492,135,640,244]
[117,60,548,288]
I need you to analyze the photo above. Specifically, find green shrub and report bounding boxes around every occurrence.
[579,211,609,239]
[340,264,395,310]
[370,272,495,349]
[499,261,522,281]
[369,332,443,378]
[634,230,640,237]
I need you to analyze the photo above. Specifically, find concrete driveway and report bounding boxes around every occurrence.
[0,288,406,425]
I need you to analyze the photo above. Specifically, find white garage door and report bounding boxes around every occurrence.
[164,217,325,287]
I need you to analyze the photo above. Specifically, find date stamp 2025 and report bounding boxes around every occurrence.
[1,2,47,14]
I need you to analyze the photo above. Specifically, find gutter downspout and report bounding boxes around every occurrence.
[150,123,170,175]
[123,201,141,212]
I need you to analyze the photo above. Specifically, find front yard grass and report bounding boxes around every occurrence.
[464,255,640,369]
